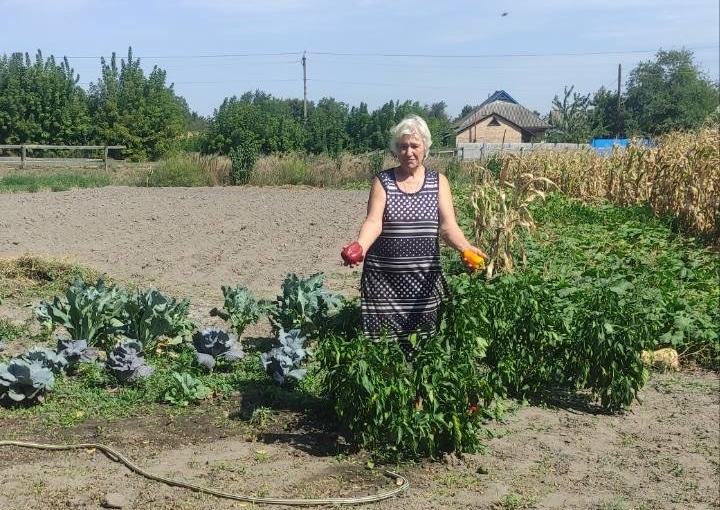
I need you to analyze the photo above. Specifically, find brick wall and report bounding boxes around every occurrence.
[456,117,523,145]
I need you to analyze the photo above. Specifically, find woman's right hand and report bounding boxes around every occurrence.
[341,242,364,267]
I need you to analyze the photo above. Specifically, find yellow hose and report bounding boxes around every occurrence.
[0,440,409,506]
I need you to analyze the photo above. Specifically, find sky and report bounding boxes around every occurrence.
[1,0,718,120]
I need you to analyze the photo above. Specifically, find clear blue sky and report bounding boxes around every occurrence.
[2,0,718,119]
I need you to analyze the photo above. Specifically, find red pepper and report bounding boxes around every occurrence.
[341,242,364,266]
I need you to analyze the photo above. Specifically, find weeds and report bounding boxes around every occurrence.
[0,171,111,193]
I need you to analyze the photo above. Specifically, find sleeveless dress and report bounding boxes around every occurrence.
[360,167,448,357]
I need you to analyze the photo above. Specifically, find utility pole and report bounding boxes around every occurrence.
[617,63,622,138]
[302,51,307,123]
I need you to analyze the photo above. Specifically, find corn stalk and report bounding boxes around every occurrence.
[470,162,557,277]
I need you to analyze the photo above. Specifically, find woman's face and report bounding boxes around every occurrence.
[396,134,425,171]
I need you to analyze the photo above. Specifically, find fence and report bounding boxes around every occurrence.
[457,142,589,160]
[0,144,126,170]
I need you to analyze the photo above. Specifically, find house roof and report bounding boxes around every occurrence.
[455,90,550,134]
[479,90,518,106]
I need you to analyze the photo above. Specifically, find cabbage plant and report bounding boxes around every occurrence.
[0,358,55,404]
[191,327,245,370]
[210,284,270,336]
[121,287,197,352]
[56,339,99,370]
[34,276,126,349]
[18,347,68,374]
[260,328,309,387]
[163,371,211,406]
[106,341,154,383]
[269,273,344,337]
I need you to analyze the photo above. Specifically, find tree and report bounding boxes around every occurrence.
[305,97,349,155]
[0,51,91,145]
[88,47,187,160]
[455,104,479,122]
[589,86,626,139]
[346,102,372,153]
[624,49,719,135]
[546,85,592,143]
[201,92,305,156]
[424,101,454,148]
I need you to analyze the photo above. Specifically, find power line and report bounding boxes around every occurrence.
[52,45,717,61]
[65,52,302,59]
[306,45,717,59]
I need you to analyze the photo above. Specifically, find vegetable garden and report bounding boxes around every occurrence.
[0,132,718,509]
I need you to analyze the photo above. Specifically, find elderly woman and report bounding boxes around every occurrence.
[342,114,486,358]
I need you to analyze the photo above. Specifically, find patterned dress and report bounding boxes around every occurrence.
[361,167,448,357]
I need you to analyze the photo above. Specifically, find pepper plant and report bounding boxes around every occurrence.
[316,284,495,461]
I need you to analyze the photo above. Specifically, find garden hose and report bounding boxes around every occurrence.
[0,440,409,506]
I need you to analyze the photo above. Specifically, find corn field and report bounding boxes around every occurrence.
[493,126,720,245]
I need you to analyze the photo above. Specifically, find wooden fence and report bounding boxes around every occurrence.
[0,144,126,170]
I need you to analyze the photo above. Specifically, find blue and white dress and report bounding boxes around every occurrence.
[361,168,448,357]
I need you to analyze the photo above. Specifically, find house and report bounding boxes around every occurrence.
[454,90,550,145]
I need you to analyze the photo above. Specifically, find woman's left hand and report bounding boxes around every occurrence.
[461,246,488,271]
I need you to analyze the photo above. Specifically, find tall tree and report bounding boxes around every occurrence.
[0,51,91,144]
[546,85,592,143]
[624,49,719,135]
[88,47,187,160]
[201,92,305,156]
[305,97,349,155]
[455,104,479,123]
[346,102,372,153]
[590,86,626,139]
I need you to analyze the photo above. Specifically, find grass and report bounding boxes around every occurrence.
[0,171,111,192]
[0,150,471,191]
[0,255,104,301]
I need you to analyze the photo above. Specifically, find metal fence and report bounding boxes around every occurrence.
[457,142,590,160]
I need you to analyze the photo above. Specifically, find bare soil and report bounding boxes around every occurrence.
[0,186,718,510]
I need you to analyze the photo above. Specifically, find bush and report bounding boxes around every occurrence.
[140,153,218,187]
[228,143,258,185]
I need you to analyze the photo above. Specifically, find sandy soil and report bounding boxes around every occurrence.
[0,186,718,510]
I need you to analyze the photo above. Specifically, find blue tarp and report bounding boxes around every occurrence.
[591,138,653,154]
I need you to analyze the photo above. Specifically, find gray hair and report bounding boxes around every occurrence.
[390,114,432,158]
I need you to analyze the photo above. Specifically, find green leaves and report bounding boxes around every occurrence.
[34,277,125,350]
[316,322,492,462]
[210,284,268,336]
[122,287,196,353]
[163,371,211,407]
[35,278,197,354]
[269,273,344,337]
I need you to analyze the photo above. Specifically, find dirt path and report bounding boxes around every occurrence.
[0,186,718,510]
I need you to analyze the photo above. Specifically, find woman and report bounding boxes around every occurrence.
[342,114,486,358]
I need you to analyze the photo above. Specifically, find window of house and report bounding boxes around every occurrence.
[488,117,501,127]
